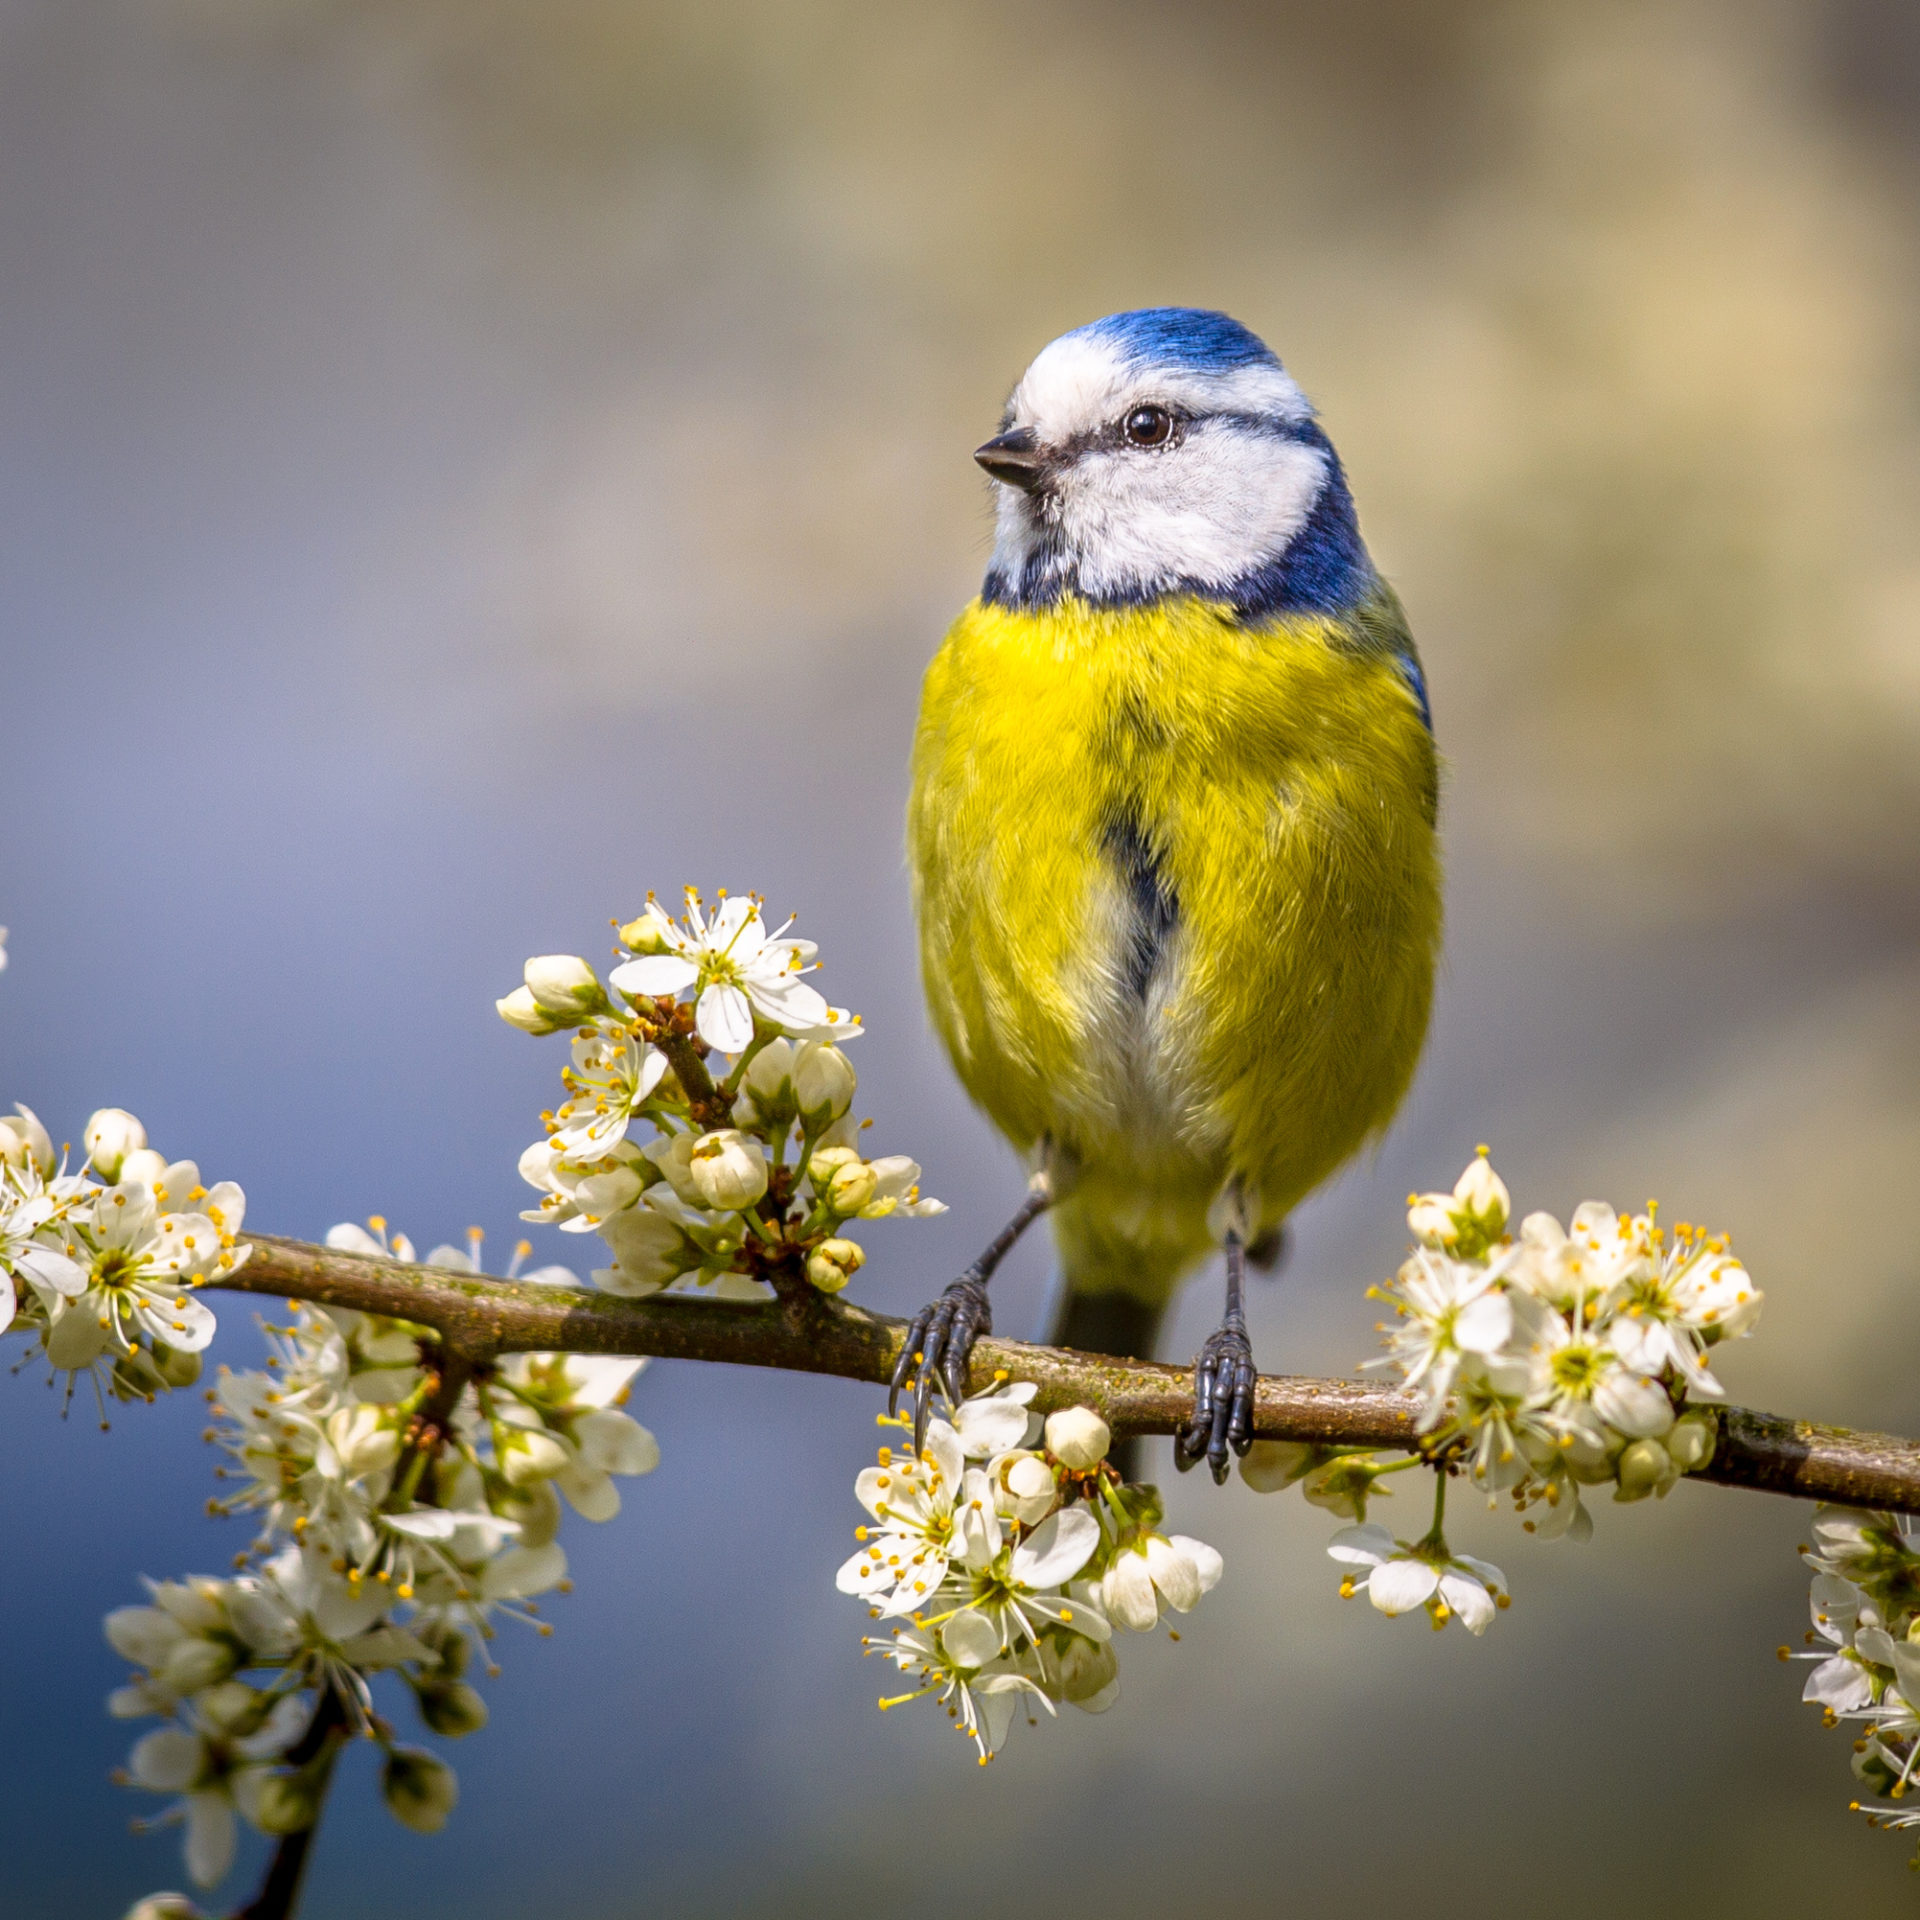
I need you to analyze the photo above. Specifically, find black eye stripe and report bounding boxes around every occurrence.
[1001,408,1323,462]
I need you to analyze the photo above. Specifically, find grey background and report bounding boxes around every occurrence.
[4,1,1920,1913]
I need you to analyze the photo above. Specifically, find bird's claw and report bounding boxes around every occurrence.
[888,1276,993,1451]
[1177,1321,1256,1485]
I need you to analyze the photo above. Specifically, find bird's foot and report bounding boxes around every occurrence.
[888,1276,993,1451]
[1177,1319,1256,1485]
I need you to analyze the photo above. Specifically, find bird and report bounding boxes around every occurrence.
[893,308,1441,1482]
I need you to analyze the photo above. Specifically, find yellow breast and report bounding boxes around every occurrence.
[908,590,1440,1289]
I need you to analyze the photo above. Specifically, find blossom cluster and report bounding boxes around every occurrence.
[1784,1505,1920,1858]
[1240,1151,1760,1631]
[842,1382,1221,1761]
[0,1102,249,1409]
[500,888,943,1301]
[109,1222,658,1896]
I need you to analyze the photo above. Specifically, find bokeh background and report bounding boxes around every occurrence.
[5,0,1920,1913]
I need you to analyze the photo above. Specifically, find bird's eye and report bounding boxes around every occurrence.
[1123,405,1174,448]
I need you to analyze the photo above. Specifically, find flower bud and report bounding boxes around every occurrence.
[1409,1151,1510,1257]
[124,1897,204,1920]
[826,1160,878,1215]
[794,1041,856,1121]
[736,1040,797,1130]
[1613,1437,1676,1503]
[381,1747,459,1834]
[150,1342,203,1391]
[1302,1455,1390,1521]
[994,1450,1058,1524]
[493,1479,563,1549]
[326,1404,401,1477]
[641,1132,701,1203]
[415,1679,489,1739]
[805,1237,865,1294]
[248,1769,322,1835]
[194,1682,261,1733]
[596,1205,695,1296]
[523,955,605,1016]
[686,1130,768,1212]
[1452,1152,1510,1233]
[806,1145,859,1187]
[498,1426,571,1488]
[496,985,565,1035]
[4,1104,54,1178]
[158,1635,238,1695]
[84,1108,147,1182]
[117,1148,169,1192]
[426,1629,473,1679]
[1665,1411,1716,1473]
[1238,1440,1318,1493]
[1046,1633,1119,1712]
[617,910,674,955]
[1044,1406,1112,1470]
[1406,1196,1460,1249]
[111,1349,168,1403]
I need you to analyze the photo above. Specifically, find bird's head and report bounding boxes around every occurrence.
[977,308,1369,618]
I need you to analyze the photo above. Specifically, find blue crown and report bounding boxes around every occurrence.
[1070,308,1282,374]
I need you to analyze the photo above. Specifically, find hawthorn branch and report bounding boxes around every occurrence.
[217,1234,1920,1518]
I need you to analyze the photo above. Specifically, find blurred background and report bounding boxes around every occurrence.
[4,0,1920,1912]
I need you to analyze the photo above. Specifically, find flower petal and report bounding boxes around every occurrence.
[695,983,755,1054]
[941,1610,1002,1670]
[1438,1569,1497,1634]
[1103,1550,1160,1632]
[609,955,698,999]
[1326,1523,1396,1568]
[1012,1506,1099,1590]
[129,1727,205,1793]
[1168,1534,1224,1599]
[184,1792,236,1888]
[1366,1557,1440,1616]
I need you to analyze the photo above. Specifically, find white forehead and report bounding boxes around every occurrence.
[1006,330,1311,443]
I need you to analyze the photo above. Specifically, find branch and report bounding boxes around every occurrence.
[229,1691,345,1920]
[218,1234,1920,1518]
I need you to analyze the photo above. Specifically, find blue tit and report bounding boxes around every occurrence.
[895,309,1440,1480]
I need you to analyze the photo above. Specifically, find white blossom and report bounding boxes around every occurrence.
[608,890,858,1051]
[1372,1245,1517,1426]
[838,1421,977,1616]
[1328,1522,1508,1635]
[548,1028,669,1163]
[864,1621,1052,1764]
[952,1380,1040,1457]
[47,1179,246,1370]
[1789,1573,1881,1713]
[1099,1533,1223,1632]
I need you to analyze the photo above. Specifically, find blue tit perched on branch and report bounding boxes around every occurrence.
[893,308,1441,1481]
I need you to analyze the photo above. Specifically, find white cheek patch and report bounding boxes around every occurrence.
[1055,429,1329,598]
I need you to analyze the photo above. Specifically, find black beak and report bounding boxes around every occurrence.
[974,427,1049,492]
